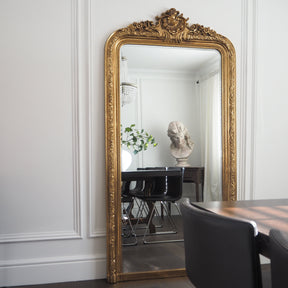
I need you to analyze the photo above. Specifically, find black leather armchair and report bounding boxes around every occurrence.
[269,229,288,288]
[180,200,263,288]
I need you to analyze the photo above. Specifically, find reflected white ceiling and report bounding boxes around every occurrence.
[121,45,220,73]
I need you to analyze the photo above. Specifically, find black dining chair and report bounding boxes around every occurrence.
[134,167,184,244]
[269,229,288,288]
[121,180,137,246]
[180,200,263,288]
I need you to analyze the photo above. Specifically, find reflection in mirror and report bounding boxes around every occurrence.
[120,45,222,201]
[120,45,223,275]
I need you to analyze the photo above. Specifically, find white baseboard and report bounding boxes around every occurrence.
[0,254,106,287]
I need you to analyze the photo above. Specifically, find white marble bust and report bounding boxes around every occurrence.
[167,121,194,167]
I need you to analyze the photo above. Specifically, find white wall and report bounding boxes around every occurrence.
[1,0,287,286]
[121,70,200,168]
[0,1,106,286]
[252,0,288,199]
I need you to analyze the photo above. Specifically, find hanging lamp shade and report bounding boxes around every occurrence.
[120,56,137,106]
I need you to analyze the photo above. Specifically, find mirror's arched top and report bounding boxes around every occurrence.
[105,8,236,284]
[108,8,235,51]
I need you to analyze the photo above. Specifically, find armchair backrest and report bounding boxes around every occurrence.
[269,229,288,288]
[180,200,262,288]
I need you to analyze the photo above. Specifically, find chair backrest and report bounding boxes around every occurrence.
[269,229,288,288]
[140,167,167,196]
[121,180,133,202]
[144,167,183,200]
[131,167,183,200]
[180,200,262,288]
[165,167,183,201]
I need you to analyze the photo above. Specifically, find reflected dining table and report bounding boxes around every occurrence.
[193,199,288,259]
[122,166,204,201]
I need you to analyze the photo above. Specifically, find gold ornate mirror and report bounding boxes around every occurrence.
[105,8,236,283]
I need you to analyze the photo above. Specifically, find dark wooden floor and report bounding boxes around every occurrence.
[9,264,271,288]
[10,277,194,288]
[122,215,185,272]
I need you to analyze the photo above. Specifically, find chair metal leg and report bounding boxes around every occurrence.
[121,201,137,246]
[133,200,164,237]
[143,201,184,244]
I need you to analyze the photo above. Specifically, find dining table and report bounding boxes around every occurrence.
[193,199,288,259]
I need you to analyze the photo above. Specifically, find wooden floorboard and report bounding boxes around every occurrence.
[122,215,185,273]
[8,264,271,288]
[9,276,194,288]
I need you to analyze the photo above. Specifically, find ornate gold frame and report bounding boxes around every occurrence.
[105,8,237,283]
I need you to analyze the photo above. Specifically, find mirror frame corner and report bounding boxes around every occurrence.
[104,8,237,283]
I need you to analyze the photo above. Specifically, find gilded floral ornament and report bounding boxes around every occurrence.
[120,8,219,43]
[156,8,188,36]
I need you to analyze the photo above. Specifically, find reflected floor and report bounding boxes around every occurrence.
[122,215,185,273]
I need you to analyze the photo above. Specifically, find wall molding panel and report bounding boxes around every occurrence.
[247,0,258,200]
[0,0,81,244]
[87,0,106,238]
[238,0,258,200]
[70,0,82,240]
[238,0,249,200]
[87,0,96,238]
[0,230,81,244]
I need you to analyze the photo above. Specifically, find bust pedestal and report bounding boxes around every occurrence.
[175,157,191,167]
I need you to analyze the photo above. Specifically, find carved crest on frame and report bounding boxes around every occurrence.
[120,8,220,43]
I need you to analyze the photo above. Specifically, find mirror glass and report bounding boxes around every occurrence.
[120,44,222,273]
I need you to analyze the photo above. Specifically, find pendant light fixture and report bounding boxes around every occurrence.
[120,56,137,106]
